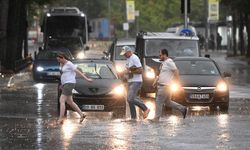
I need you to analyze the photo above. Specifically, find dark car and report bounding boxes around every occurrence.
[57,59,126,117]
[32,48,74,81]
[168,57,231,111]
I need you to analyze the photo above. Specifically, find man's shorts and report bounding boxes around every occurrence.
[62,83,75,96]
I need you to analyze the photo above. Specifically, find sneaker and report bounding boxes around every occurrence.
[80,114,86,123]
[143,109,150,119]
[183,107,188,119]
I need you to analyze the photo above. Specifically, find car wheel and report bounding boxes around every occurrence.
[219,103,229,112]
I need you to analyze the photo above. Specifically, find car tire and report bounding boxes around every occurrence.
[220,103,229,112]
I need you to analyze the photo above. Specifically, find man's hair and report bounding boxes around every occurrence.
[160,49,168,56]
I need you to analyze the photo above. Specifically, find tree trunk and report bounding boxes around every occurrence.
[0,0,9,68]
[245,14,250,58]
[5,0,27,69]
[239,11,245,55]
[232,12,237,56]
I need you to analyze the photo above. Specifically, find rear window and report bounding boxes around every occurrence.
[37,50,72,60]
[145,39,199,57]
[175,60,220,75]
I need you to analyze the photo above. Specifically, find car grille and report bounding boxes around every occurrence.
[183,87,215,103]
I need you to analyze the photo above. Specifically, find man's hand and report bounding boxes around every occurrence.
[152,76,159,88]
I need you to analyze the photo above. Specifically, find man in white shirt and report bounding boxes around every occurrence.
[120,46,150,119]
[152,49,187,121]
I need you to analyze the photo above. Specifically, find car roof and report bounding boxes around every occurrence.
[116,38,136,46]
[173,57,213,61]
[138,32,199,40]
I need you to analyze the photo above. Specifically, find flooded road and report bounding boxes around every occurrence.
[1,51,250,150]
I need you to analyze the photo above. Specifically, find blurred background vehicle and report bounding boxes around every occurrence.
[32,48,74,82]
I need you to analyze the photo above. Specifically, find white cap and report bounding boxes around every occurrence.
[120,46,133,55]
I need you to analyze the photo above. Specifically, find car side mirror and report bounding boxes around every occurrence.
[223,72,231,78]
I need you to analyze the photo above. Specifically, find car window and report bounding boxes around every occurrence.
[114,45,135,60]
[175,60,220,75]
[37,50,71,59]
[145,39,198,57]
[76,63,116,79]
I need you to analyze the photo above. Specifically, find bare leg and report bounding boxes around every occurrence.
[58,95,67,124]
[66,96,86,122]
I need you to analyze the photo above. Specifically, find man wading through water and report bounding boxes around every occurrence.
[151,49,188,121]
[120,46,150,120]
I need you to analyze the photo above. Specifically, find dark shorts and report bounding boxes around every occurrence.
[62,83,75,96]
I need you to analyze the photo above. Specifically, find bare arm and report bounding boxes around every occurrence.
[173,69,180,81]
[75,69,93,82]
[129,66,143,74]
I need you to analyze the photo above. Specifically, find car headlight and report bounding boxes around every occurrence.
[36,66,44,72]
[115,65,125,73]
[77,52,85,59]
[169,82,182,93]
[72,89,79,94]
[145,65,155,79]
[216,81,228,92]
[109,85,125,96]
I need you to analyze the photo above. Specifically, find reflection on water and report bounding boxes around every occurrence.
[34,83,44,100]
[217,114,229,128]
[34,83,45,150]
[216,114,230,149]
[62,119,78,150]
[109,122,129,149]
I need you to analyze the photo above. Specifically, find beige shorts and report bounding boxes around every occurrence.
[62,83,75,96]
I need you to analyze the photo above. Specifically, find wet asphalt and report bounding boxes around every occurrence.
[1,50,250,150]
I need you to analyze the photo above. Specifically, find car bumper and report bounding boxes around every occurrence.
[71,94,126,112]
[171,88,229,107]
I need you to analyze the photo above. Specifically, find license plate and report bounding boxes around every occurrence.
[189,94,209,99]
[47,72,60,76]
[81,105,104,110]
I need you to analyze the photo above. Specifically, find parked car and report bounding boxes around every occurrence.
[169,57,231,111]
[103,38,136,75]
[57,59,126,117]
[135,31,200,96]
[32,48,74,81]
